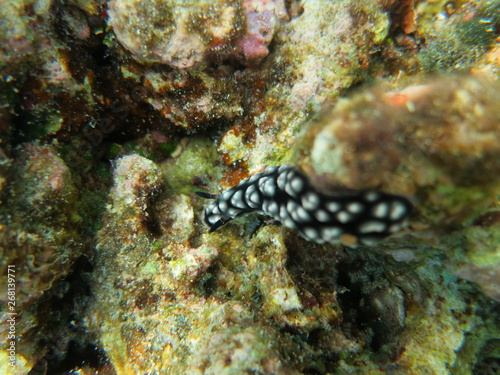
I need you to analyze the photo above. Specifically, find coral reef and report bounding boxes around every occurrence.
[416,0,500,72]
[449,213,500,302]
[218,0,394,170]
[86,154,301,374]
[1,0,500,374]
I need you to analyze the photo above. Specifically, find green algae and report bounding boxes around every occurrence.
[141,261,160,275]
[418,1,500,71]
[162,138,221,194]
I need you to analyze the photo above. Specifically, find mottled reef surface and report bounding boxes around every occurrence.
[1,0,500,374]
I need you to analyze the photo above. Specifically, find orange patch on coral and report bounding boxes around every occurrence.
[222,164,250,188]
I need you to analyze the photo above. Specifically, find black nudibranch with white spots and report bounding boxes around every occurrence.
[197,165,412,247]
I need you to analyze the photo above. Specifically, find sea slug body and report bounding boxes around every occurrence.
[197,165,413,246]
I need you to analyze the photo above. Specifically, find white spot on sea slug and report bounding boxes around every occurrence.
[221,189,233,200]
[283,217,297,229]
[262,200,270,213]
[277,172,288,190]
[227,208,240,217]
[279,164,291,173]
[248,172,262,184]
[373,202,389,218]
[279,205,289,220]
[303,227,318,240]
[286,200,300,215]
[390,202,407,221]
[337,211,351,223]
[314,209,331,222]
[284,183,294,197]
[263,179,276,196]
[359,221,387,233]
[218,200,228,212]
[267,201,279,216]
[231,190,246,209]
[364,191,380,202]
[389,223,403,232]
[208,214,221,224]
[302,192,320,211]
[245,184,256,202]
[294,205,312,222]
[326,201,341,212]
[347,202,363,214]
[321,226,342,240]
[264,165,279,175]
[250,191,261,205]
[359,236,379,246]
[258,176,270,190]
[290,177,304,193]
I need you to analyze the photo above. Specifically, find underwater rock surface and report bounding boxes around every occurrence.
[1,0,500,374]
[108,0,245,68]
[299,74,500,227]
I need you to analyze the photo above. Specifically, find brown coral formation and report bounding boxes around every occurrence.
[298,74,500,228]
[218,0,394,169]
[449,213,500,302]
[0,143,87,372]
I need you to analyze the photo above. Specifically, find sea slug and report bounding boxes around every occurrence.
[197,165,413,246]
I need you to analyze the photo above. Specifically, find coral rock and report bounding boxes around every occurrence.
[298,74,500,227]
[108,0,245,68]
[0,143,83,307]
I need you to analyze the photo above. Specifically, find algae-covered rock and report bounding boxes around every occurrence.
[0,143,83,307]
[416,1,500,72]
[87,153,308,374]
[218,0,393,170]
[162,138,222,193]
[450,217,500,302]
[0,143,88,370]
[297,74,500,228]
[108,0,245,68]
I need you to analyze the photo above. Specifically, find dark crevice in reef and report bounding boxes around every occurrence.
[198,263,220,298]
[26,256,116,375]
[283,235,411,370]
[47,0,174,150]
[142,190,164,238]
[335,253,407,361]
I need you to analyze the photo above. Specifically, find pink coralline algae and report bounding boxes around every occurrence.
[235,0,287,66]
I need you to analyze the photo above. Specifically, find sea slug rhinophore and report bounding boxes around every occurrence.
[197,165,413,246]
